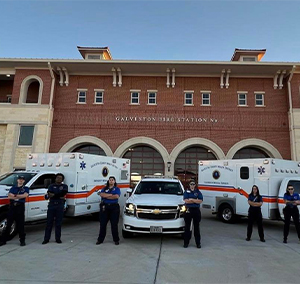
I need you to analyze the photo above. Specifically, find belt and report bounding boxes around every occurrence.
[10,202,24,207]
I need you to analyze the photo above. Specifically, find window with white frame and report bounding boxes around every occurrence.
[94,90,104,104]
[148,91,157,105]
[238,92,247,106]
[255,93,265,106]
[18,125,34,146]
[77,90,87,104]
[184,92,193,105]
[130,91,140,104]
[201,92,211,105]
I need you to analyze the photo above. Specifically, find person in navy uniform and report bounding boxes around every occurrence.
[246,185,265,242]
[283,185,300,243]
[96,176,121,245]
[0,175,29,247]
[183,180,203,248]
[42,173,68,244]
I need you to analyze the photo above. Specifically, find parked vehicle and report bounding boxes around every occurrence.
[0,153,130,239]
[198,158,300,223]
[122,176,186,238]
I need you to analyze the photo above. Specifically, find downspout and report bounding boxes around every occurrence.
[288,65,296,160]
[46,62,55,153]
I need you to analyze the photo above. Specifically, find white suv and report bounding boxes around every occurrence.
[122,176,186,238]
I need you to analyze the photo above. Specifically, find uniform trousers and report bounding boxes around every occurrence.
[44,200,65,241]
[247,207,264,240]
[1,202,25,242]
[184,207,201,245]
[98,203,120,243]
[283,206,300,240]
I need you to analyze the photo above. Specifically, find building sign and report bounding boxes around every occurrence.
[115,116,224,123]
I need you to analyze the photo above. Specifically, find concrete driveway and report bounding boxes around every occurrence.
[0,210,300,284]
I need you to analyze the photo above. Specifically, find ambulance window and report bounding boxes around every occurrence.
[121,170,128,180]
[30,174,56,189]
[240,167,249,180]
[287,181,300,194]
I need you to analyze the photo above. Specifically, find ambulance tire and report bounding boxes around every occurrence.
[91,212,99,221]
[218,204,235,223]
[122,229,133,238]
[0,212,17,241]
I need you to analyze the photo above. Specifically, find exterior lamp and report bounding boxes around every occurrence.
[167,162,172,172]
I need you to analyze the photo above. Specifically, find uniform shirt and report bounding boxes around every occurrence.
[183,189,203,208]
[47,183,68,201]
[248,193,263,209]
[9,186,29,203]
[100,186,120,204]
[284,192,300,208]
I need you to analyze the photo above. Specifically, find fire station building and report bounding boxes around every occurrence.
[1,47,300,186]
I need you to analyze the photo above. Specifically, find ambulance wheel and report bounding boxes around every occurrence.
[91,212,99,221]
[0,212,17,241]
[122,229,133,238]
[218,204,235,223]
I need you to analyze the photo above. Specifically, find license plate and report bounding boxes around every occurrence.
[150,226,163,233]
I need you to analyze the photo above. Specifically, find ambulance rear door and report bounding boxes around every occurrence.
[236,163,254,216]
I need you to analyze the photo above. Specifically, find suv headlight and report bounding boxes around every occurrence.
[179,205,186,217]
[125,203,136,216]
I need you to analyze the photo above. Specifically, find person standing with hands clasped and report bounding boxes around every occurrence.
[183,180,203,249]
[0,175,29,247]
[246,185,265,242]
[283,185,300,243]
[42,173,68,244]
[96,176,121,245]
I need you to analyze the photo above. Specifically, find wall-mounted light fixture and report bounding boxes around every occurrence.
[167,162,172,172]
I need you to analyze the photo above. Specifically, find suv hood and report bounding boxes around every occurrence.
[127,194,184,206]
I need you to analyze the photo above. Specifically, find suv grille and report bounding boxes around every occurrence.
[136,205,178,220]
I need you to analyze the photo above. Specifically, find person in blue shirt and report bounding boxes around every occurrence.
[42,173,68,244]
[96,176,121,245]
[283,185,300,243]
[183,180,203,248]
[0,175,29,247]
[246,185,265,242]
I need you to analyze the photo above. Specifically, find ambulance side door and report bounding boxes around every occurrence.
[236,164,254,216]
[27,174,56,220]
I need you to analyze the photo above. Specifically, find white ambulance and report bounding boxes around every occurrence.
[0,153,130,239]
[198,158,300,223]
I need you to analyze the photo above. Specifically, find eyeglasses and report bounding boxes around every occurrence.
[190,183,195,186]
[288,188,294,190]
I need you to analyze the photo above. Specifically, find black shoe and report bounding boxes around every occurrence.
[96,240,103,245]
[115,241,119,245]
[183,243,188,248]
[246,238,251,241]
[56,239,62,244]
[283,239,287,244]
[196,244,201,249]
[0,241,7,247]
[260,239,266,242]
[42,240,49,245]
[20,241,26,247]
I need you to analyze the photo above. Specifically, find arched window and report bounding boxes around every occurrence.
[233,147,269,159]
[26,81,40,103]
[123,146,164,188]
[175,146,217,188]
[72,144,106,156]
[19,76,43,104]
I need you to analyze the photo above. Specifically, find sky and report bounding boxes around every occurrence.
[0,0,300,62]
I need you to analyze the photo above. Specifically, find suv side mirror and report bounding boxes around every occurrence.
[126,188,133,198]
[44,178,52,188]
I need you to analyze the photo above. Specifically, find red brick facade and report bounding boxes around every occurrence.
[48,75,291,159]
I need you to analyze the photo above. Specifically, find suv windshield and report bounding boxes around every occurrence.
[0,173,36,186]
[135,181,183,195]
